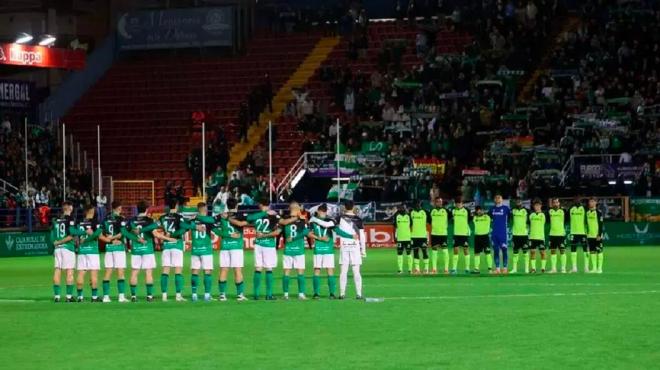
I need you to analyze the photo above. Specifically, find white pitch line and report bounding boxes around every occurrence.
[0,299,38,303]
[383,290,660,301]
[376,282,660,288]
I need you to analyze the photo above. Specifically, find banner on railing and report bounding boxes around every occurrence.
[117,7,234,50]
[577,162,644,180]
[0,43,85,70]
[412,158,445,178]
[630,198,660,222]
[0,79,35,108]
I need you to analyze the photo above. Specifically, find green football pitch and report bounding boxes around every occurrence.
[1,247,659,370]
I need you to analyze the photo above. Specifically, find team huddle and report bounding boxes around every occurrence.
[392,195,605,275]
[51,199,366,303]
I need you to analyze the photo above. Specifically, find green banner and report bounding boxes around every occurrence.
[603,222,660,246]
[630,198,660,222]
[361,141,389,155]
[0,231,52,257]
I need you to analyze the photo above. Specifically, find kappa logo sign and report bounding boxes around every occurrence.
[9,47,43,65]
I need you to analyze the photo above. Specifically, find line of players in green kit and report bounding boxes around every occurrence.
[50,197,362,302]
[392,196,605,275]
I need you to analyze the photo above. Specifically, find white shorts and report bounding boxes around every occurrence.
[191,254,214,270]
[162,249,184,268]
[104,251,127,269]
[283,255,305,270]
[254,246,278,269]
[339,248,362,266]
[54,248,75,269]
[313,254,335,269]
[76,254,100,271]
[131,254,156,270]
[220,249,244,268]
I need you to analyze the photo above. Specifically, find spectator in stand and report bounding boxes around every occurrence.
[96,192,107,221]
[262,74,274,113]
[1,115,11,135]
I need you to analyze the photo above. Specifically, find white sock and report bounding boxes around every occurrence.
[119,293,125,299]
[352,265,362,296]
[339,263,349,296]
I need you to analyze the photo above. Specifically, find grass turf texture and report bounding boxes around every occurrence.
[1,247,659,370]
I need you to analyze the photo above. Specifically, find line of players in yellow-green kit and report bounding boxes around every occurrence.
[392,196,605,275]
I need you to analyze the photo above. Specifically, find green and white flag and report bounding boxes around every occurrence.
[327,183,358,200]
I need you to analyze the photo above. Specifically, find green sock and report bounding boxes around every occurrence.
[102,280,109,296]
[191,274,199,294]
[423,258,430,271]
[597,253,604,271]
[130,285,137,296]
[175,274,183,294]
[283,275,290,293]
[236,281,244,295]
[146,284,153,296]
[53,284,60,296]
[265,271,274,297]
[407,254,413,271]
[551,254,557,270]
[452,254,459,270]
[560,253,567,270]
[313,275,321,295]
[442,249,449,271]
[473,255,480,270]
[541,257,547,270]
[203,274,212,294]
[414,258,420,270]
[486,253,493,269]
[77,288,83,297]
[463,254,470,271]
[397,255,403,271]
[531,258,537,270]
[297,274,306,294]
[253,271,262,297]
[218,280,227,295]
[117,279,125,294]
[160,274,169,293]
[571,252,578,269]
[431,249,438,270]
[66,284,73,296]
[328,275,336,295]
[584,252,590,270]
[524,253,530,272]
[590,253,598,270]
[91,288,98,297]
[512,253,519,270]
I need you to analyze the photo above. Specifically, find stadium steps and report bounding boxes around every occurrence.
[518,16,581,103]
[226,36,341,172]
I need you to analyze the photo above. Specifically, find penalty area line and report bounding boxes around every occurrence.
[384,290,660,301]
[0,298,38,303]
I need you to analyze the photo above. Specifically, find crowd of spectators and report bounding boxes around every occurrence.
[0,116,94,224]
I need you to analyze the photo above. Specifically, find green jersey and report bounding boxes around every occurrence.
[187,215,216,255]
[569,205,586,235]
[126,215,158,255]
[157,212,187,250]
[511,207,529,236]
[248,211,280,248]
[473,214,491,236]
[394,212,412,242]
[452,207,470,236]
[50,214,76,252]
[548,208,567,237]
[283,218,308,256]
[102,212,128,252]
[74,218,103,254]
[217,212,246,250]
[430,207,449,236]
[311,218,334,255]
[586,209,604,238]
[410,209,428,238]
[529,212,546,241]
